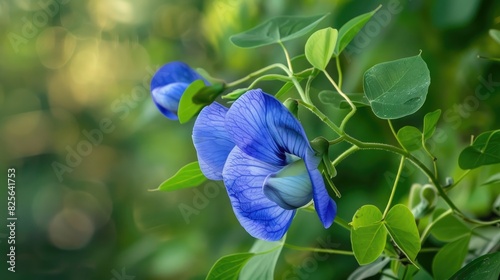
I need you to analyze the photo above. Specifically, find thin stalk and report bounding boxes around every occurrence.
[336,56,343,89]
[334,216,352,231]
[388,120,404,148]
[331,145,359,167]
[383,156,406,218]
[297,100,342,135]
[278,41,294,73]
[420,209,452,243]
[323,70,356,131]
[284,243,354,256]
[225,63,290,88]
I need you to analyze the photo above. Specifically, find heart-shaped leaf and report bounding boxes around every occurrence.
[230,14,329,48]
[459,130,500,169]
[363,54,431,119]
[350,205,387,265]
[383,205,421,266]
[305,27,338,70]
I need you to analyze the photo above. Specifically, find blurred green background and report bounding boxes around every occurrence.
[0,0,499,279]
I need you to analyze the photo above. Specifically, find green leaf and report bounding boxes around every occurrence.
[489,29,500,45]
[459,130,500,169]
[363,54,431,119]
[230,14,329,48]
[157,162,207,192]
[334,5,382,56]
[318,91,370,109]
[450,251,500,280]
[240,238,285,280]
[178,80,224,123]
[397,126,422,151]
[347,257,390,280]
[423,109,442,140]
[206,253,254,280]
[430,210,470,242]
[350,205,387,265]
[383,204,421,265]
[305,27,338,70]
[432,235,471,280]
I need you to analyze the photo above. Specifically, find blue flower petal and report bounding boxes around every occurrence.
[305,153,336,228]
[225,89,311,166]
[223,147,295,241]
[263,159,313,210]
[151,61,206,90]
[193,102,234,180]
[151,83,187,120]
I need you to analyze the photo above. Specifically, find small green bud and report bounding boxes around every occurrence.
[283,98,299,118]
[310,136,329,156]
[222,88,247,100]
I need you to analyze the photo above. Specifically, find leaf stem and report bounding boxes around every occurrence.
[334,216,352,231]
[284,243,354,256]
[297,100,342,135]
[420,209,453,243]
[225,63,290,88]
[336,56,343,89]
[446,170,471,192]
[323,70,356,131]
[279,41,294,73]
[331,145,359,167]
[383,156,406,219]
[388,120,404,148]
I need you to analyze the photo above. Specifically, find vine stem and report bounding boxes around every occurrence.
[336,56,343,89]
[284,243,354,256]
[225,63,290,88]
[323,70,356,131]
[331,145,359,167]
[420,209,453,242]
[341,134,500,226]
[297,100,342,135]
[382,156,406,218]
[278,41,294,73]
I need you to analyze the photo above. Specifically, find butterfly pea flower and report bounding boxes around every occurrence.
[150,61,208,120]
[192,89,336,241]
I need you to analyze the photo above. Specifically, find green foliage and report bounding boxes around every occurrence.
[423,109,442,140]
[480,173,500,186]
[430,210,470,242]
[432,235,471,280]
[397,126,422,151]
[240,239,284,280]
[230,14,329,48]
[363,54,431,119]
[156,161,207,191]
[305,28,338,70]
[178,81,224,123]
[383,205,421,265]
[450,251,500,280]
[205,253,254,280]
[459,130,500,169]
[334,5,382,56]
[350,205,387,265]
[347,257,390,280]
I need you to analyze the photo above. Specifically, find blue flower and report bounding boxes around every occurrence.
[151,61,208,120]
[193,89,336,241]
